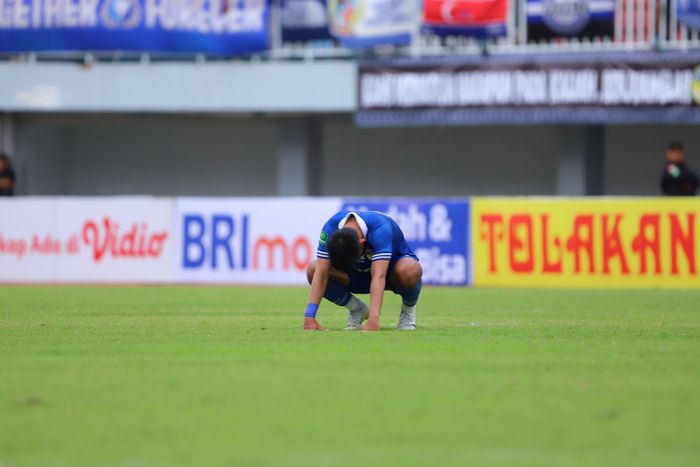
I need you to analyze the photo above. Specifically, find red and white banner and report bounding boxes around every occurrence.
[422,0,509,37]
[0,198,175,283]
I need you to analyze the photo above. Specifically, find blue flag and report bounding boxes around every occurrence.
[678,0,700,30]
[527,0,614,40]
[0,0,270,56]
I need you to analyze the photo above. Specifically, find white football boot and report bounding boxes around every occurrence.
[345,300,370,331]
[397,303,417,331]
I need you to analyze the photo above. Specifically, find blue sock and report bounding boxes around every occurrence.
[395,280,422,307]
[324,280,351,306]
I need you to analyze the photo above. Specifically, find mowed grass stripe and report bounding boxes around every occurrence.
[1,287,698,467]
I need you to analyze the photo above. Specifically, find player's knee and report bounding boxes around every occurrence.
[395,260,422,289]
[306,260,317,285]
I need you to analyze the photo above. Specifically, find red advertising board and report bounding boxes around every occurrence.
[423,0,508,36]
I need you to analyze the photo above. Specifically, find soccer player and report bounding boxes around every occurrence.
[303,211,423,332]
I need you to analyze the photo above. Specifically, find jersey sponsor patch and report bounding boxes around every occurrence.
[319,231,329,245]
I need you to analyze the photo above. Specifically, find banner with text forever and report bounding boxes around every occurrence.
[0,0,270,55]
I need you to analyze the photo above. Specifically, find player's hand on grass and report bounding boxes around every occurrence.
[363,318,380,332]
[303,317,327,331]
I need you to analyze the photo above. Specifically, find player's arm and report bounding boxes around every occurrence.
[303,258,331,331]
[364,259,389,332]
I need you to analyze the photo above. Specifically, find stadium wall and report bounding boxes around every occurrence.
[15,116,280,196]
[1,197,698,288]
[0,62,356,113]
[321,120,560,196]
[11,115,700,197]
[605,125,700,195]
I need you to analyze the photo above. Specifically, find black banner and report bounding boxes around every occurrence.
[526,0,615,41]
[357,56,700,126]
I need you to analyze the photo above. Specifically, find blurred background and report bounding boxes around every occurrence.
[0,0,699,199]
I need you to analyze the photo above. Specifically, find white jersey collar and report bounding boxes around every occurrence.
[338,212,368,237]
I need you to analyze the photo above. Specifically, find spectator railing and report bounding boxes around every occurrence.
[1,0,699,63]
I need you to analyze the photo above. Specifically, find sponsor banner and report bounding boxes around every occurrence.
[342,198,471,285]
[327,0,414,48]
[422,0,508,38]
[0,198,175,283]
[527,0,614,41]
[4,196,700,289]
[471,198,700,289]
[678,0,700,31]
[360,62,700,109]
[0,0,269,55]
[281,0,332,42]
[358,60,700,125]
[176,198,341,284]
[0,199,60,282]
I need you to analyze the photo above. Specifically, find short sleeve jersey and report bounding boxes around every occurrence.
[317,211,415,272]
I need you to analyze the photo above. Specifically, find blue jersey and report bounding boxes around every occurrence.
[317,211,417,272]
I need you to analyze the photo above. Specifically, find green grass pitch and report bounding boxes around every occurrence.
[1,286,699,467]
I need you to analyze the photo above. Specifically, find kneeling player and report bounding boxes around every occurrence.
[303,211,423,332]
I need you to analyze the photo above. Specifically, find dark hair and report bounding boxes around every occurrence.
[327,228,361,273]
[668,141,684,151]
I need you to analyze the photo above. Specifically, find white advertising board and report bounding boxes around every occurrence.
[175,197,342,284]
[0,198,175,283]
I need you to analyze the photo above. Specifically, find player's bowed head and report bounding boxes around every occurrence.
[303,228,365,331]
[328,228,363,273]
